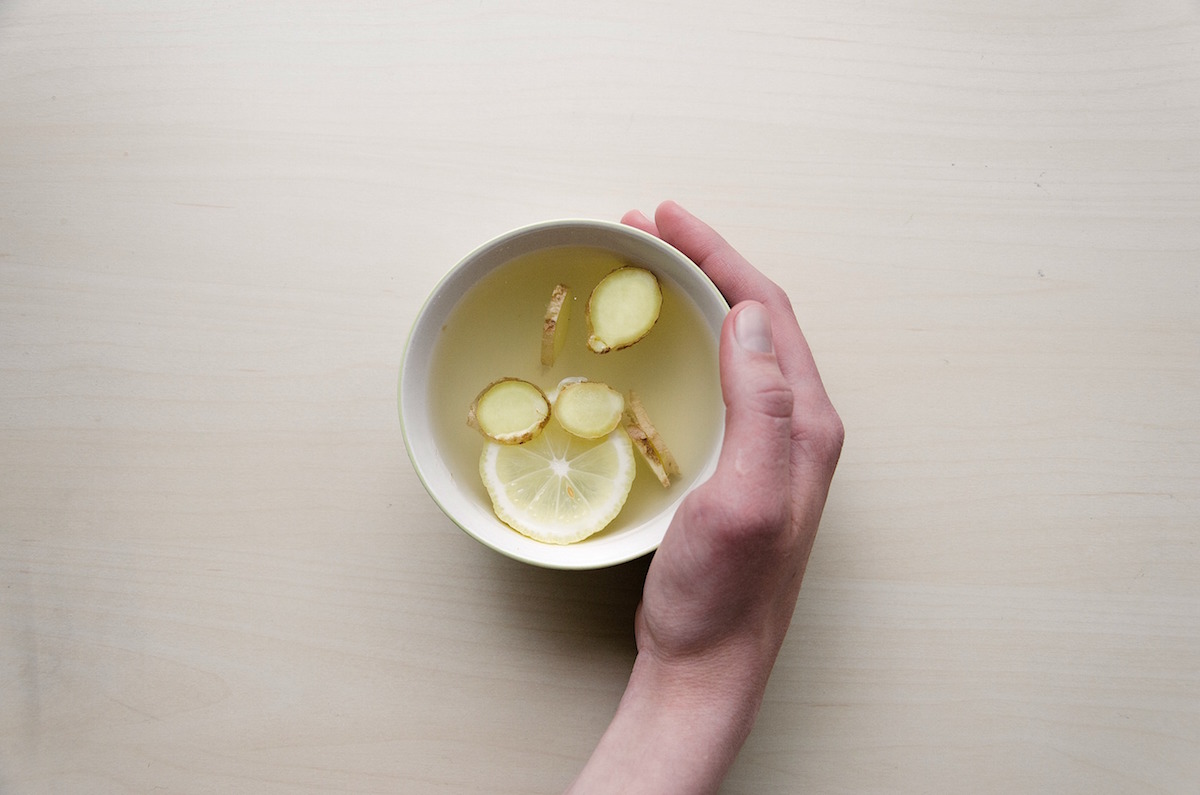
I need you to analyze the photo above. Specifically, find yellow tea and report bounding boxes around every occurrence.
[429,245,723,539]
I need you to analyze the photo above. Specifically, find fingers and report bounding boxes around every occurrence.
[702,301,794,539]
[653,201,777,310]
[621,209,659,237]
[643,201,834,417]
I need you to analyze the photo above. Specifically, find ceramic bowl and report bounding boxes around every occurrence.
[399,219,727,569]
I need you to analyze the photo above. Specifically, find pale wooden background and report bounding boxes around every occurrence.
[2,2,1198,793]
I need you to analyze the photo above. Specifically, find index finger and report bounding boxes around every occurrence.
[649,201,832,408]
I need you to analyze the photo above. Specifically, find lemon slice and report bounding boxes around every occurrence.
[480,419,636,544]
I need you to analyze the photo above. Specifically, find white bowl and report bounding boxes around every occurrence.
[399,219,727,569]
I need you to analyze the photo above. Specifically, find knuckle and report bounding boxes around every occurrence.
[763,283,793,313]
[821,407,846,451]
[802,406,845,464]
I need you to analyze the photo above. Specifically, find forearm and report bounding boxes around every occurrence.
[565,650,766,795]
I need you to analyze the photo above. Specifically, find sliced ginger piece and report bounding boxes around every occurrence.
[541,283,571,367]
[586,266,662,353]
[467,378,551,444]
[625,390,680,476]
[547,375,588,405]
[625,419,672,488]
[555,381,625,439]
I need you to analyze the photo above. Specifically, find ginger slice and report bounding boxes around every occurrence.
[625,419,672,488]
[547,375,588,405]
[467,378,551,445]
[586,267,662,353]
[625,390,680,476]
[555,381,625,439]
[541,283,571,367]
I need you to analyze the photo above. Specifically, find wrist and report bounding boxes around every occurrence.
[566,649,767,795]
[627,644,767,739]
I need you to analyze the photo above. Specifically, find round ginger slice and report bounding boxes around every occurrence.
[547,375,588,405]
[586,267,662,353]
[467,378,551,445]
[626,390,680,476]
[541,283,571,367]
[555,381,625,439]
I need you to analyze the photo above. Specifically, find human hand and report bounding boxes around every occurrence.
[567,201,843,794]
[628,200,843,691]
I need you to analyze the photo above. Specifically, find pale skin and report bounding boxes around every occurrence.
[566,201,844,794]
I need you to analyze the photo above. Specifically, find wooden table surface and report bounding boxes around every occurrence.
[2,2,1198,792]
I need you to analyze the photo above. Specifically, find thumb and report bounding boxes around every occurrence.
[708,301,794,517]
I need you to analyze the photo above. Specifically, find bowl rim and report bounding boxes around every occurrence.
[399,217,728,569]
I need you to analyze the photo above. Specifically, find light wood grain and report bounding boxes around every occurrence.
[2,1,1198,792]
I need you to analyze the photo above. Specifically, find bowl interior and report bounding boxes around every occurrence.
[400,219,727,569]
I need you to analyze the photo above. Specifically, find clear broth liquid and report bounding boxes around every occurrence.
[430,245,723,539]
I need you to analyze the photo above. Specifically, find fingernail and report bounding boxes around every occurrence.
[735,303,773,353]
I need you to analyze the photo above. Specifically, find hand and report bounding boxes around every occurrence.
[629,201,843,683]
[567,201,843,794]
